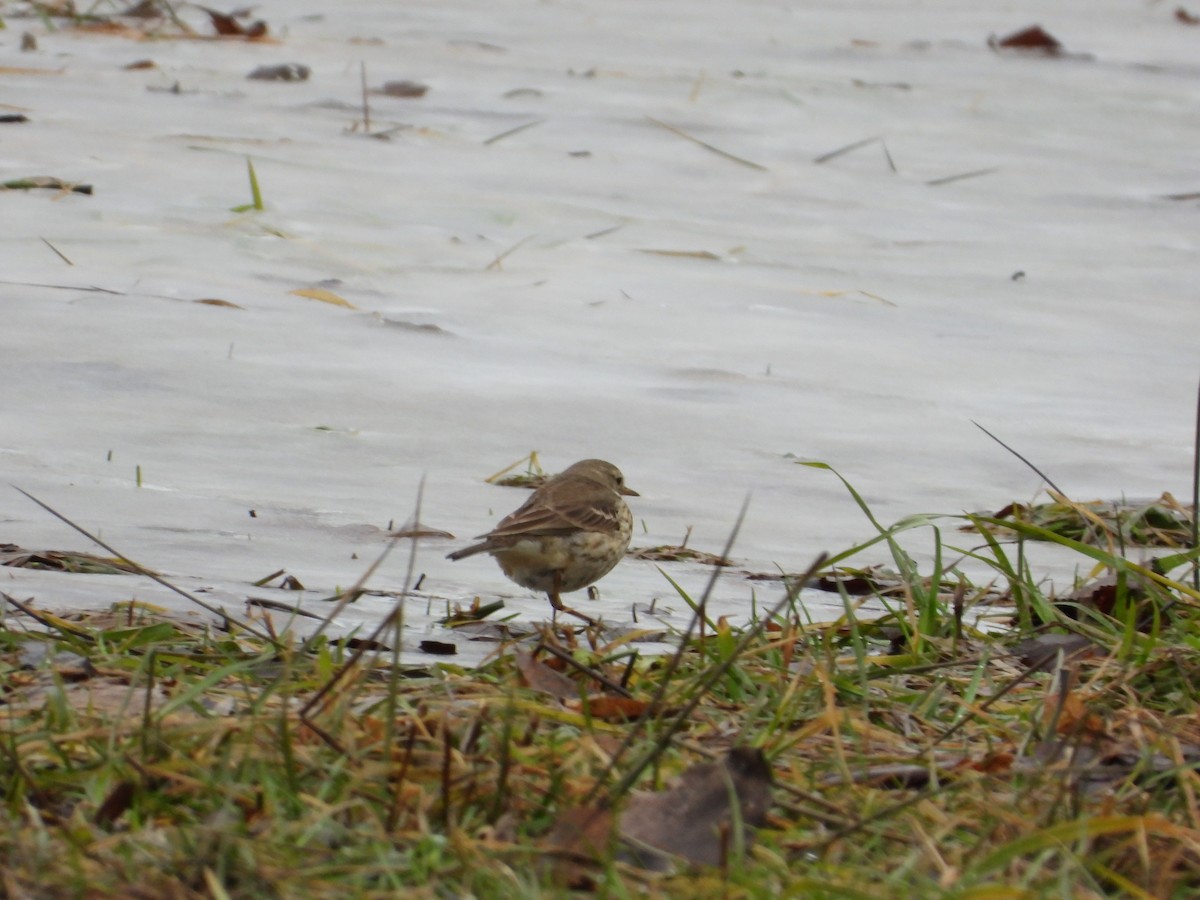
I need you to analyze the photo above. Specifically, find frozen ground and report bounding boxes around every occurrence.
[2,1,1197,664]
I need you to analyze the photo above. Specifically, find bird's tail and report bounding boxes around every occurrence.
[446,541,490,561]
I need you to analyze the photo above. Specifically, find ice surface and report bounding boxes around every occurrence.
[2,1,1197,664]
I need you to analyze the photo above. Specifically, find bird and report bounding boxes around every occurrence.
[447,459,638,623]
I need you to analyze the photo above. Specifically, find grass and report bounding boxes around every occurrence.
[3,473,1200,898]
[230,157,265,214]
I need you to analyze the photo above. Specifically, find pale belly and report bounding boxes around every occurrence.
[492,533,626,594]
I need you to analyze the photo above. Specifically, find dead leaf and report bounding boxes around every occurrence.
[565,696,650,722]
[966,752,1015,774]
[387,526,454,540]
[543,805,615,855]
[199,6,268,38]
[515,652,578,700]
[333,636,392,651]
[289,288,356,309]
[194,298,243,308]
[0,66,64,76]
[619,747,773,868]
[797,564,915,598]
[1047,689,1107,737]
[95,780,136,827]
[541,805,616,887]
[991,25,1064,55]
[1051,573,1161,631]
[1176,7,1200,25]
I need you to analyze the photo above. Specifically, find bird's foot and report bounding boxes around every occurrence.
[549,593,599,627]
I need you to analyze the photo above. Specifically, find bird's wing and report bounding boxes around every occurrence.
[486,483,621,538]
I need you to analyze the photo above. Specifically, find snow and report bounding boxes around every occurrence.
[2,1,1197,664]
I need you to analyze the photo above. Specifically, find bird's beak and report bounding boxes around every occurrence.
[621,486,640,497]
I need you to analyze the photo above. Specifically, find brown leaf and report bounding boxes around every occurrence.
[992,24,1064,55]
[1057,573,1160,631]
[565,696,649,722]
[542,805,615,857]
[95,780,136,827]
[962,752,1015,774]
[515,651,578,700]
[333,636,391,651]
[1046,689,1107,738]
[807,565,905,596]
[201,7,247,35]
[541,805,615,886]
[199,6,268,38]
[619,747,772,868]
[387,526,454,540]
[0,66,64,76]
[290,287,356,309]
[1177,7,1200,25]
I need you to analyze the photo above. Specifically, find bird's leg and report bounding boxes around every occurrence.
[547,573,564,613]
[548,573,597,626]
[547,572,563,622]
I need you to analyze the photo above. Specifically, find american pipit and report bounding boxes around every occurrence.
[447,459,638,623]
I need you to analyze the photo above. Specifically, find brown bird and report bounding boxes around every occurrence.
[447,459,638,623]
